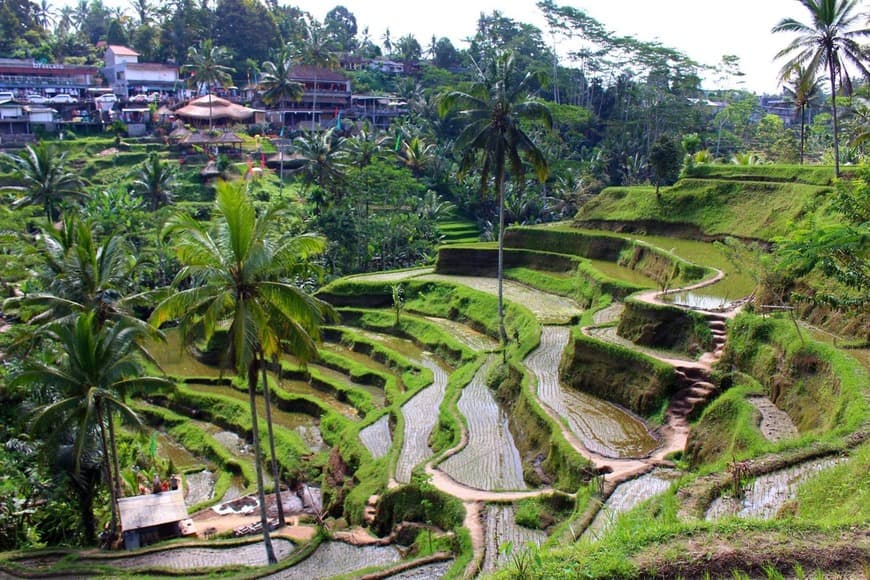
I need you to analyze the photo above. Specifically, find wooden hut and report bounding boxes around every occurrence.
[118,489,193,549]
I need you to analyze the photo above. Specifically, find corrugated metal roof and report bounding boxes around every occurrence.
[118,490,188,531]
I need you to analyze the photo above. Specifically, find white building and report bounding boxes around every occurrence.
[101,45,179,100]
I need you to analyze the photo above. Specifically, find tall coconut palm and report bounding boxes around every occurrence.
[1,141,86,221]
[782,64,826,164]
[773,0,870,176]
[182,40,235,131]
[438,49,551,347]
[132,152,176,211]
[259,50,305,108]
[10,312,170,539]
[150,180,335,564]
[293,22,339,130]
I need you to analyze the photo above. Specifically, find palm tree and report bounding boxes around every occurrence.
[439,50,552,347]
[1,141,86,221]
[293,22,339,129]
[259,51,305,108]
[782,64,826,164]
[35,0,57,32]
[182,40,235,130]
[773,0,870,176]
[397,135,435,177]
[132,152,176,211]
[10,312,170,540]
[291,128,348,205]
[150,180,335,564]
[345,124,386,169]
[4,215,149,333]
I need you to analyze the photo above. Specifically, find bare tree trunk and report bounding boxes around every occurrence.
[248,361,277,564]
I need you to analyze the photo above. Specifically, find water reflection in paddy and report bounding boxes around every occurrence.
[528,326,659,458]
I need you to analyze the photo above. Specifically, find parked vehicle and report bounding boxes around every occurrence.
[24,93,47,104]
[0,91,15,102]
[49,94,77,104]
[95,94,118,104]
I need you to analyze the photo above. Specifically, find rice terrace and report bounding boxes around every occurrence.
[0,0,868,578]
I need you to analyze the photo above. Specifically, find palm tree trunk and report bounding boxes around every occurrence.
[208,92,213,132]
[96,405,119,538]
[496,171,507,356]
[828,57,839,177]
[312,72,318,130]
[260,356,286,527]
[800,105,806,165]
[248,360,277,565]
[105,403,124,502]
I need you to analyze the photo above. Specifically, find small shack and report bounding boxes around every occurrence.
[118,489,193,549]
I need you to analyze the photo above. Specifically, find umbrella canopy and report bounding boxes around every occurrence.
[175,94,254,121]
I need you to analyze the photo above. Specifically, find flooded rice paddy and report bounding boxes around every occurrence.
[384,560,452,578]
[183,470,217,507]
[359,414,393,459]
[148,329,227,378]
[705,457,841,521]
[419,274,583,324]
[440,357,527,491]
[264,541,402,579]
[586,259,657,288]
[395,353,450,483]
[424,316,500,352]
[661,290,736,311]
[312,363,386,407]
[583,469,679,541]
[106,538,296,569]
[528,327,660,458]
[482,504,547,575]
[586,325,697,364]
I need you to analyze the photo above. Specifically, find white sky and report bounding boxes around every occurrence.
[286,0,812,94]
[51,0,843,94]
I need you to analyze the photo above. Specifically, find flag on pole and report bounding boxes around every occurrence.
[394,128,402,152]
[335,110,342,130]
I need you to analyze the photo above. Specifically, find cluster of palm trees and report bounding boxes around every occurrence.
[772,0,870,176]
[3,140,333,562]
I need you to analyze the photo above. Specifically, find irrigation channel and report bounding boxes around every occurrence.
[120,232,834,579]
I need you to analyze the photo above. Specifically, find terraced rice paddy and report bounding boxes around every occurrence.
[440,357,527,491]
[419,274,583,324]
[424,316,500,352]
[705,458,841,521]
[102,538,296,569]
[482,504,547,575]
[586,259,657,288]
[183,470,217,507]
[149,329,226,378]
[528,327,659,458]
[384,560,453,578]
[350,267,433,283]
[395,354,450,483]
[184,383,326,436]
[359,414,393,459]
[583,469,679,541]
[264,541,402,579]
[586,325,697,364]
[312,363,386,407]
